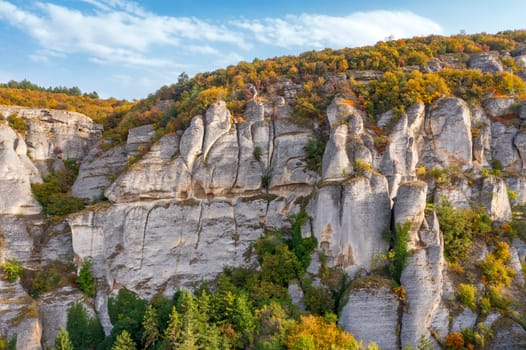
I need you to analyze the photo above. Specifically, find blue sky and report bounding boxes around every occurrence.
[0,0,525,100]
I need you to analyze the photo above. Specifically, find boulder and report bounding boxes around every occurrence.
[468,52,504,73]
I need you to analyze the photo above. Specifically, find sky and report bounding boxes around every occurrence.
[0,0,525,100]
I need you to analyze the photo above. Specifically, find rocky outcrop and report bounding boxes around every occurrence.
[0,107,102,167]
[72,141,128,201]
[423,97,473,169]
[392,181,447,348]
[394,181,427,248]
[468,52,504,73]
[38,287,86,348]
[339,285,399,350]
[0,280,41,349]
[2,82,526,348]
[0,123,41,215]
[380,102,425,197]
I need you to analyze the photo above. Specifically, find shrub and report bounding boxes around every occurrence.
[456,284,477,310]
[1,258,23,282]
[31,164,85,216]
[436,200,482,263]
[7,114,28,133]
[253,146,263,162]
[389,223,411,284]
[108,289,148,347]
[23,261,74,298]
[304,134,326,175]
[478,243,516,287]
[77,259,96,298]
[353,160,372,176]
[302,279,335,316]
[261,173,270,190]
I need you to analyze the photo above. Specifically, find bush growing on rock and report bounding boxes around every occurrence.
[77,259,96,298]
[31,161,85,216]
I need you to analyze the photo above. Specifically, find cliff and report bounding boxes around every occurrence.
[1,36,526,349]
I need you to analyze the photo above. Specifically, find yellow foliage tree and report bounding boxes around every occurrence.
[287,315,359,350]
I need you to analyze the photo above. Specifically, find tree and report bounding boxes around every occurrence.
[142,305,160,349]
[108,289,148,346]
[77,259,96,297]
[66,302,104,350]
[112,330,136,350]
[51,328,73,350]
[164,306,181,349]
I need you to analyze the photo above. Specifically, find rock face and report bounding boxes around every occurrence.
[2,85,526,348]
[0,123,41,215]
[339,286,399,350]
[424,97,473,169]
[468,52,504,73]
[0,280,41,349]
[0,107,102,165]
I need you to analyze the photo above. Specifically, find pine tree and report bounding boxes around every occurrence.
[112,330,136,350]
[52,328,74,350]
[164,305,181,349]
[142,304,160,349]
[178,291,198,350]
[232,293,256,348]
[66,302,104,350]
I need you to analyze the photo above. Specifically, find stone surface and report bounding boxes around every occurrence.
[394,181,427,248]
[322,124,351,181]
[0,124,41,215]
[380,102,425,197]
[0,106,102,163]
[483,97,516,118]
[479,176,511,221]
[451,308,477,333]
[0,280,41,349]
[339,287,399,350]
[468,52,504,73]
[72,141,128,201]
[491,122,520,171]
[38,287,86,349]
[425,97,472,169]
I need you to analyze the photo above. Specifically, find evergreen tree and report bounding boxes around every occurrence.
[164,305,181,349]
[232,293,256,348]
[51,328,73,350]
[112,330,136,350]
[66,302,104,350]
[178,291,198,350]
[142,304,160,349]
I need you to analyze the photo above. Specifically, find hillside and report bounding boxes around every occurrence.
[0,31,526,349]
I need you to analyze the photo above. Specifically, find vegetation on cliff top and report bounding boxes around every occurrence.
[3,31,526,143]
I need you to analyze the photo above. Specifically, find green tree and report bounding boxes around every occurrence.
[112,330,136,350]
[164,306,182,349]
[232,293,257,348]
[77,259,96,298]
[108,289,148,346]
[66,302,104,350]
[142,305,160,349]
[51,328,73,350]
[177,291,198,350]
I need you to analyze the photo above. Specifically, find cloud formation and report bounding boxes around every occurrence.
[233,11,443,48]
[0,0,443,70]
[0,0,445,98]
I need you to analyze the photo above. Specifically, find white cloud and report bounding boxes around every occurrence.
[0,1,444,98]
[232,11,444,49]
[0,0,248,68]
